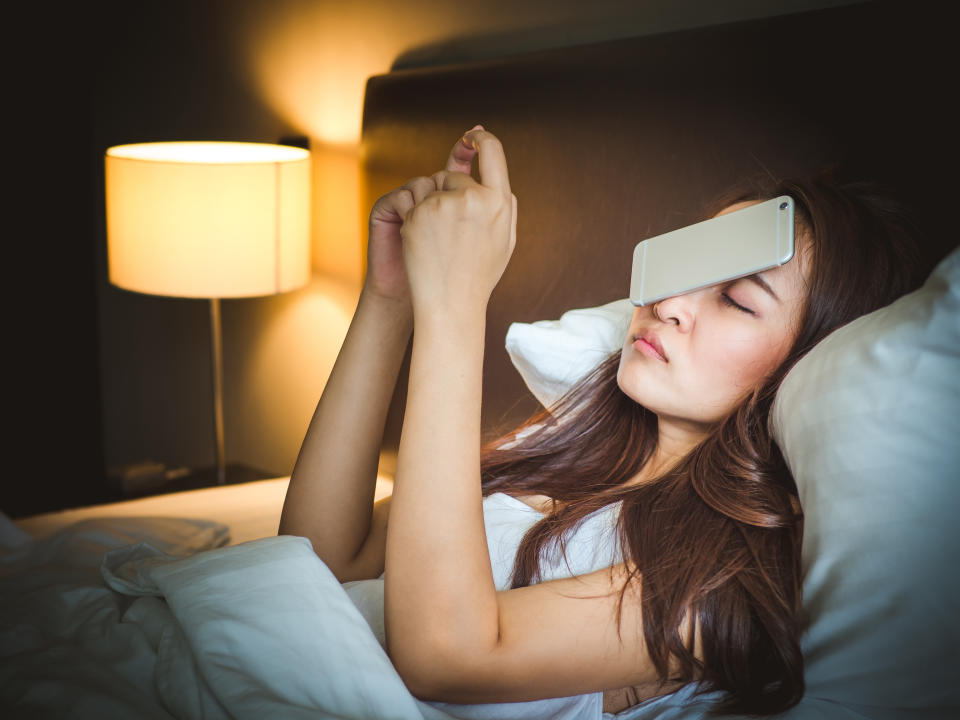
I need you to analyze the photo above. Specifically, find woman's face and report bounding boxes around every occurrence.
[617,200,812,443]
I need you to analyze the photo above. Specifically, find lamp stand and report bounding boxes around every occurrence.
[209,298,226,486]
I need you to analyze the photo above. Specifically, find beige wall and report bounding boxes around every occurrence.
[96,0,860,477]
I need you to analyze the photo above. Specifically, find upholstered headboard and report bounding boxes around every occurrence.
[358,1,951,453]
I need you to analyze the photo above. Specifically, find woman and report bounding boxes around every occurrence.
[279,126,925,716]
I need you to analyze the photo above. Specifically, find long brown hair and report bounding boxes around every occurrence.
[479,172,926,714]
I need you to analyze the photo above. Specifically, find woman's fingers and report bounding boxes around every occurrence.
[430,169,453,193]
[460,129,511,197]
[372,176,442,225]
[445,124,483,175]
[403,176,441,206]
[438,126,511,198]
[399,128,517,316]
[430,169,474,193]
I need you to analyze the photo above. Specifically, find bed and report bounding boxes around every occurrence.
[11,476,392,549]
[4,2,958,718]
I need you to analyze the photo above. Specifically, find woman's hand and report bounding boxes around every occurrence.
[366,169,456,306]
[400,127,518,320]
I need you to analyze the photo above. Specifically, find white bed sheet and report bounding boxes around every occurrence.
[2,475,602,720]
[13,475,395,545]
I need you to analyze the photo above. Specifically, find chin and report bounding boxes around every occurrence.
[615,360,632,396]
[616,370,655,409]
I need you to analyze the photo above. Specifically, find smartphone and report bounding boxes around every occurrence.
[630,196,795,306]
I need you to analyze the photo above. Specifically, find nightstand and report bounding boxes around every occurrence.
[109,461,279,500]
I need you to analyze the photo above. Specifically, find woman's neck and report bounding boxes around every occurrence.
[625,425,704,488]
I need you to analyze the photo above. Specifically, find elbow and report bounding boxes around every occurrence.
[276,506,305,542]
[389,632,493,702]
[396,666,438,701]
[387,598,504,701]
[276,528,354,583]
[389,634,461,701]
[390,638,439,698]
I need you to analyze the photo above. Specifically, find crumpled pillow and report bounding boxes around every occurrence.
[505,246,960,719]
[505,298,634,411]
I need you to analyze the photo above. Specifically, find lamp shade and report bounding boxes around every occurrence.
[105,142,311,298]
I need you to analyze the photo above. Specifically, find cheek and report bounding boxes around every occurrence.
[699,328,789,392]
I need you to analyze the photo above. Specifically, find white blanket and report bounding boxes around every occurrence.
[0,516,597,720]
[0,514,228,719]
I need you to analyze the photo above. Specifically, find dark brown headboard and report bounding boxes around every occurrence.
[359,1,952,454]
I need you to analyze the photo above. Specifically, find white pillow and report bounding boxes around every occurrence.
[505,247,960,719]
[770,247,960,717]
[505,298,634,410]
[102,536,444,720]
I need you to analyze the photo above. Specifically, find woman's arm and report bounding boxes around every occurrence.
[384,126,516,670]
[279,169,444,581]
[383,129,697,701]
[278,289,410,581]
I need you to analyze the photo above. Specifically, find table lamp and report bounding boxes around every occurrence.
[105,141,311,486]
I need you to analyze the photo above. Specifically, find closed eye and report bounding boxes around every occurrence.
[721,293,755,315]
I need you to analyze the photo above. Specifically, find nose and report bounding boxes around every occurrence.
[652,290,698,332]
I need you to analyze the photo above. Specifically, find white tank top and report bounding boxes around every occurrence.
[343,491,624,720]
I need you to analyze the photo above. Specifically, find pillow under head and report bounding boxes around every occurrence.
[504,246,960,718]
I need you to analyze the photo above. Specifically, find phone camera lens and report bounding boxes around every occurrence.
[779,202,788,210]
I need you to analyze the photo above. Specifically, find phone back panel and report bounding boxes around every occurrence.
[630,196,794,306]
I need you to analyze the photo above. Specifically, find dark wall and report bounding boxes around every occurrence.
[7,0,949,517]
[7,7,105,517]
[361,1,955,447]
[7,1,296,517]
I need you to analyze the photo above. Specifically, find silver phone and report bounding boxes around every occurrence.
[630,196,795,306]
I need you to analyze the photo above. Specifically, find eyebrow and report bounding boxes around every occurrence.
[746,273,781,303]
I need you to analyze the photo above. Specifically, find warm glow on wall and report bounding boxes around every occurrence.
[227,275,360,474]
[242,2,404,146]
[240,1,563,147]
[311,143,364,283]
[105,141,311,298]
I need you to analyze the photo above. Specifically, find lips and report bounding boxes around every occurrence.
[634,330,668,362]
